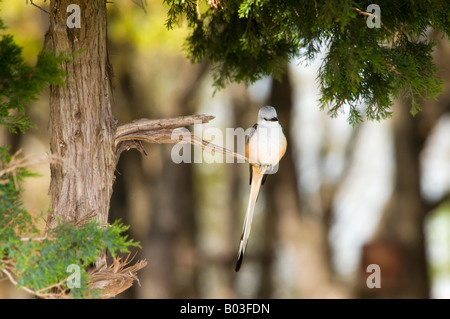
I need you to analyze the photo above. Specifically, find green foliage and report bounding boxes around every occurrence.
[0,146,140,298]
[0,25,68,134]
[164,0,449,124]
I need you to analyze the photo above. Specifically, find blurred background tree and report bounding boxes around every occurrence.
[0,0,449,298]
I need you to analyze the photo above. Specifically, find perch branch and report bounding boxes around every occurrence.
[115,114,253,164]
[190,134,249,163]
[115,114,215,141]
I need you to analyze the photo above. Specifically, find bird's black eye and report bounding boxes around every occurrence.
[264,117,278,122]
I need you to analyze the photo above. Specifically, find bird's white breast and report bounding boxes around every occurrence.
[248,124,285,166]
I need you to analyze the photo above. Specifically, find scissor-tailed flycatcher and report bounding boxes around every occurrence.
[235,106,287,272]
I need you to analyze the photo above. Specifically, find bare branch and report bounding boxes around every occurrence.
[20,235,48,242]
[0,150,62,185]
[196,0,201,19]
[115,114,215,142]
[354,7,395,37]
[27,0,50,14]
[130,0,147,13]
[115,114,253,164]
[88,254,147,299]
[208,0,223,10]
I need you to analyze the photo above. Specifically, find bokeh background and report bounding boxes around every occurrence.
[0,0,449,298]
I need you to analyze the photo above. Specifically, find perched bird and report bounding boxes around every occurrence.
[235,106,287,272]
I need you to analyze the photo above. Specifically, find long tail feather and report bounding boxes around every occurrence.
[235,167,265,272]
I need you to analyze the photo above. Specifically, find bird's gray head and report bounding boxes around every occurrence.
[257,106,279,124]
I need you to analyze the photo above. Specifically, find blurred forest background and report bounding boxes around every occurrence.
[0,1,450,298]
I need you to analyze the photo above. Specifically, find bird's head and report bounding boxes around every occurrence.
[257,106,279,125]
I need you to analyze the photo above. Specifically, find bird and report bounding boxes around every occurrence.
[235,105,287,272]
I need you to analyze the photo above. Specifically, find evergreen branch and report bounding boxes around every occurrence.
[0,147,143,298]
[1,262,68,299]
[166,1,449,123]
[1,254,147,299]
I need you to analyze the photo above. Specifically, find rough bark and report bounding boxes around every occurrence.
[44,0,116,228]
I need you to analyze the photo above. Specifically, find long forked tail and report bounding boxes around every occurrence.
[235,166,265,272]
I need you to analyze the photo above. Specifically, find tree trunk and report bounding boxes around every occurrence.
[44,0,116,229]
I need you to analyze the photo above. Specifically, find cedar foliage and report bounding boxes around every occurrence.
[164,0,449,124]
[0,22,67,134]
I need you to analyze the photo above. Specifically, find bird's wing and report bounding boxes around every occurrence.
[246,124,258,185]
